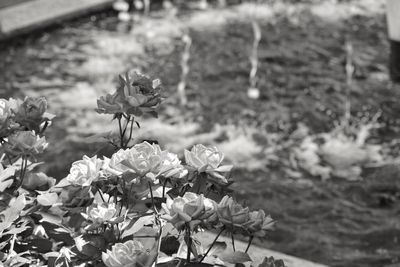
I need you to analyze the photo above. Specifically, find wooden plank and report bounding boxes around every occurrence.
[0,0,114,38]
[197,231,330,267]
[0,0,34,9]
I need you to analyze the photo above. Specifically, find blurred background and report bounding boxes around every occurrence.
[1,0,400,266]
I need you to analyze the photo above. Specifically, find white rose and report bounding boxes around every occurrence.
[66,155,102,186]
[184,144,233,183]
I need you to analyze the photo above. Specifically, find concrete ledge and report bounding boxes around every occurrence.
[0,0,114,39]
[198,231,329,267]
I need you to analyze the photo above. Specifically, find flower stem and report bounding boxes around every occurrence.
[162,178,170,199]
[127,117,135,147]
[200,226,225,263]
[118,116,124,148]
[148,182,156,211]
[96,187,105,202]
[18,156,28,188]
[245,235,254,253]
[185,224,192,263]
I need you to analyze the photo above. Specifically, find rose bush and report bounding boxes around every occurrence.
[0,72,281,267]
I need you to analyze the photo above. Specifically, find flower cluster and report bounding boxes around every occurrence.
[96,71,163,117]
[0,71,280,267]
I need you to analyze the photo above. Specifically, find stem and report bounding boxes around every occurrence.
[162,178,170,199]
[7,234,16,259]
[185,224,192,263]
[121,116,130,139]
[127,117,134,147]
[40,121,49,135]
[245,235,254,253]
[148,182,158,214]
[97,187,105,202]
[18,156,28,188]
[231,232,236,252]
[118,116,124,148]
[200,227,225,263]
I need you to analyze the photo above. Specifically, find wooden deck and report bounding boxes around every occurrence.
[0,0,114,39]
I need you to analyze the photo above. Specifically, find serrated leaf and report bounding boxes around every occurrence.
[220,251,252,264]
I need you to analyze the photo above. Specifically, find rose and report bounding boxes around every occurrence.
[157,151,187,179]
[216,196,274,235]
[119,71,162,116]
[66,155,102,186]
[0,98,12,124]
[103,149,131,176]
[96,71,162,116]
[14,97,54,132]
[246,210,274,237]
[0,98,26,138]
[96,92,125,115]
[184,144,233,184]
[162,192,216,230]
[5,131,48,156]
[202,197,219,227]
[216,196,251,232]
[86,203,117,224]
[0,99,13,138]
[22,172,55,191]
[17,97,47,120]
[120,142,186,181]
[121,142,162,180]
[102,240,157,267]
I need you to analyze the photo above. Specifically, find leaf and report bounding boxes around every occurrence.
[27,238,53,253]
[0,165,16,191]
[219,251,252,264]
[207,241,227,256]
[37,211,63,225]
[121,215,153,239]
[160,236,180,255]
[37,192,59,206]
[0,194,26,233]
[73,234,106,260]
[3,220,30,235]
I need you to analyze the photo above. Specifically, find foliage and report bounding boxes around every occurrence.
[0,71,282,267]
